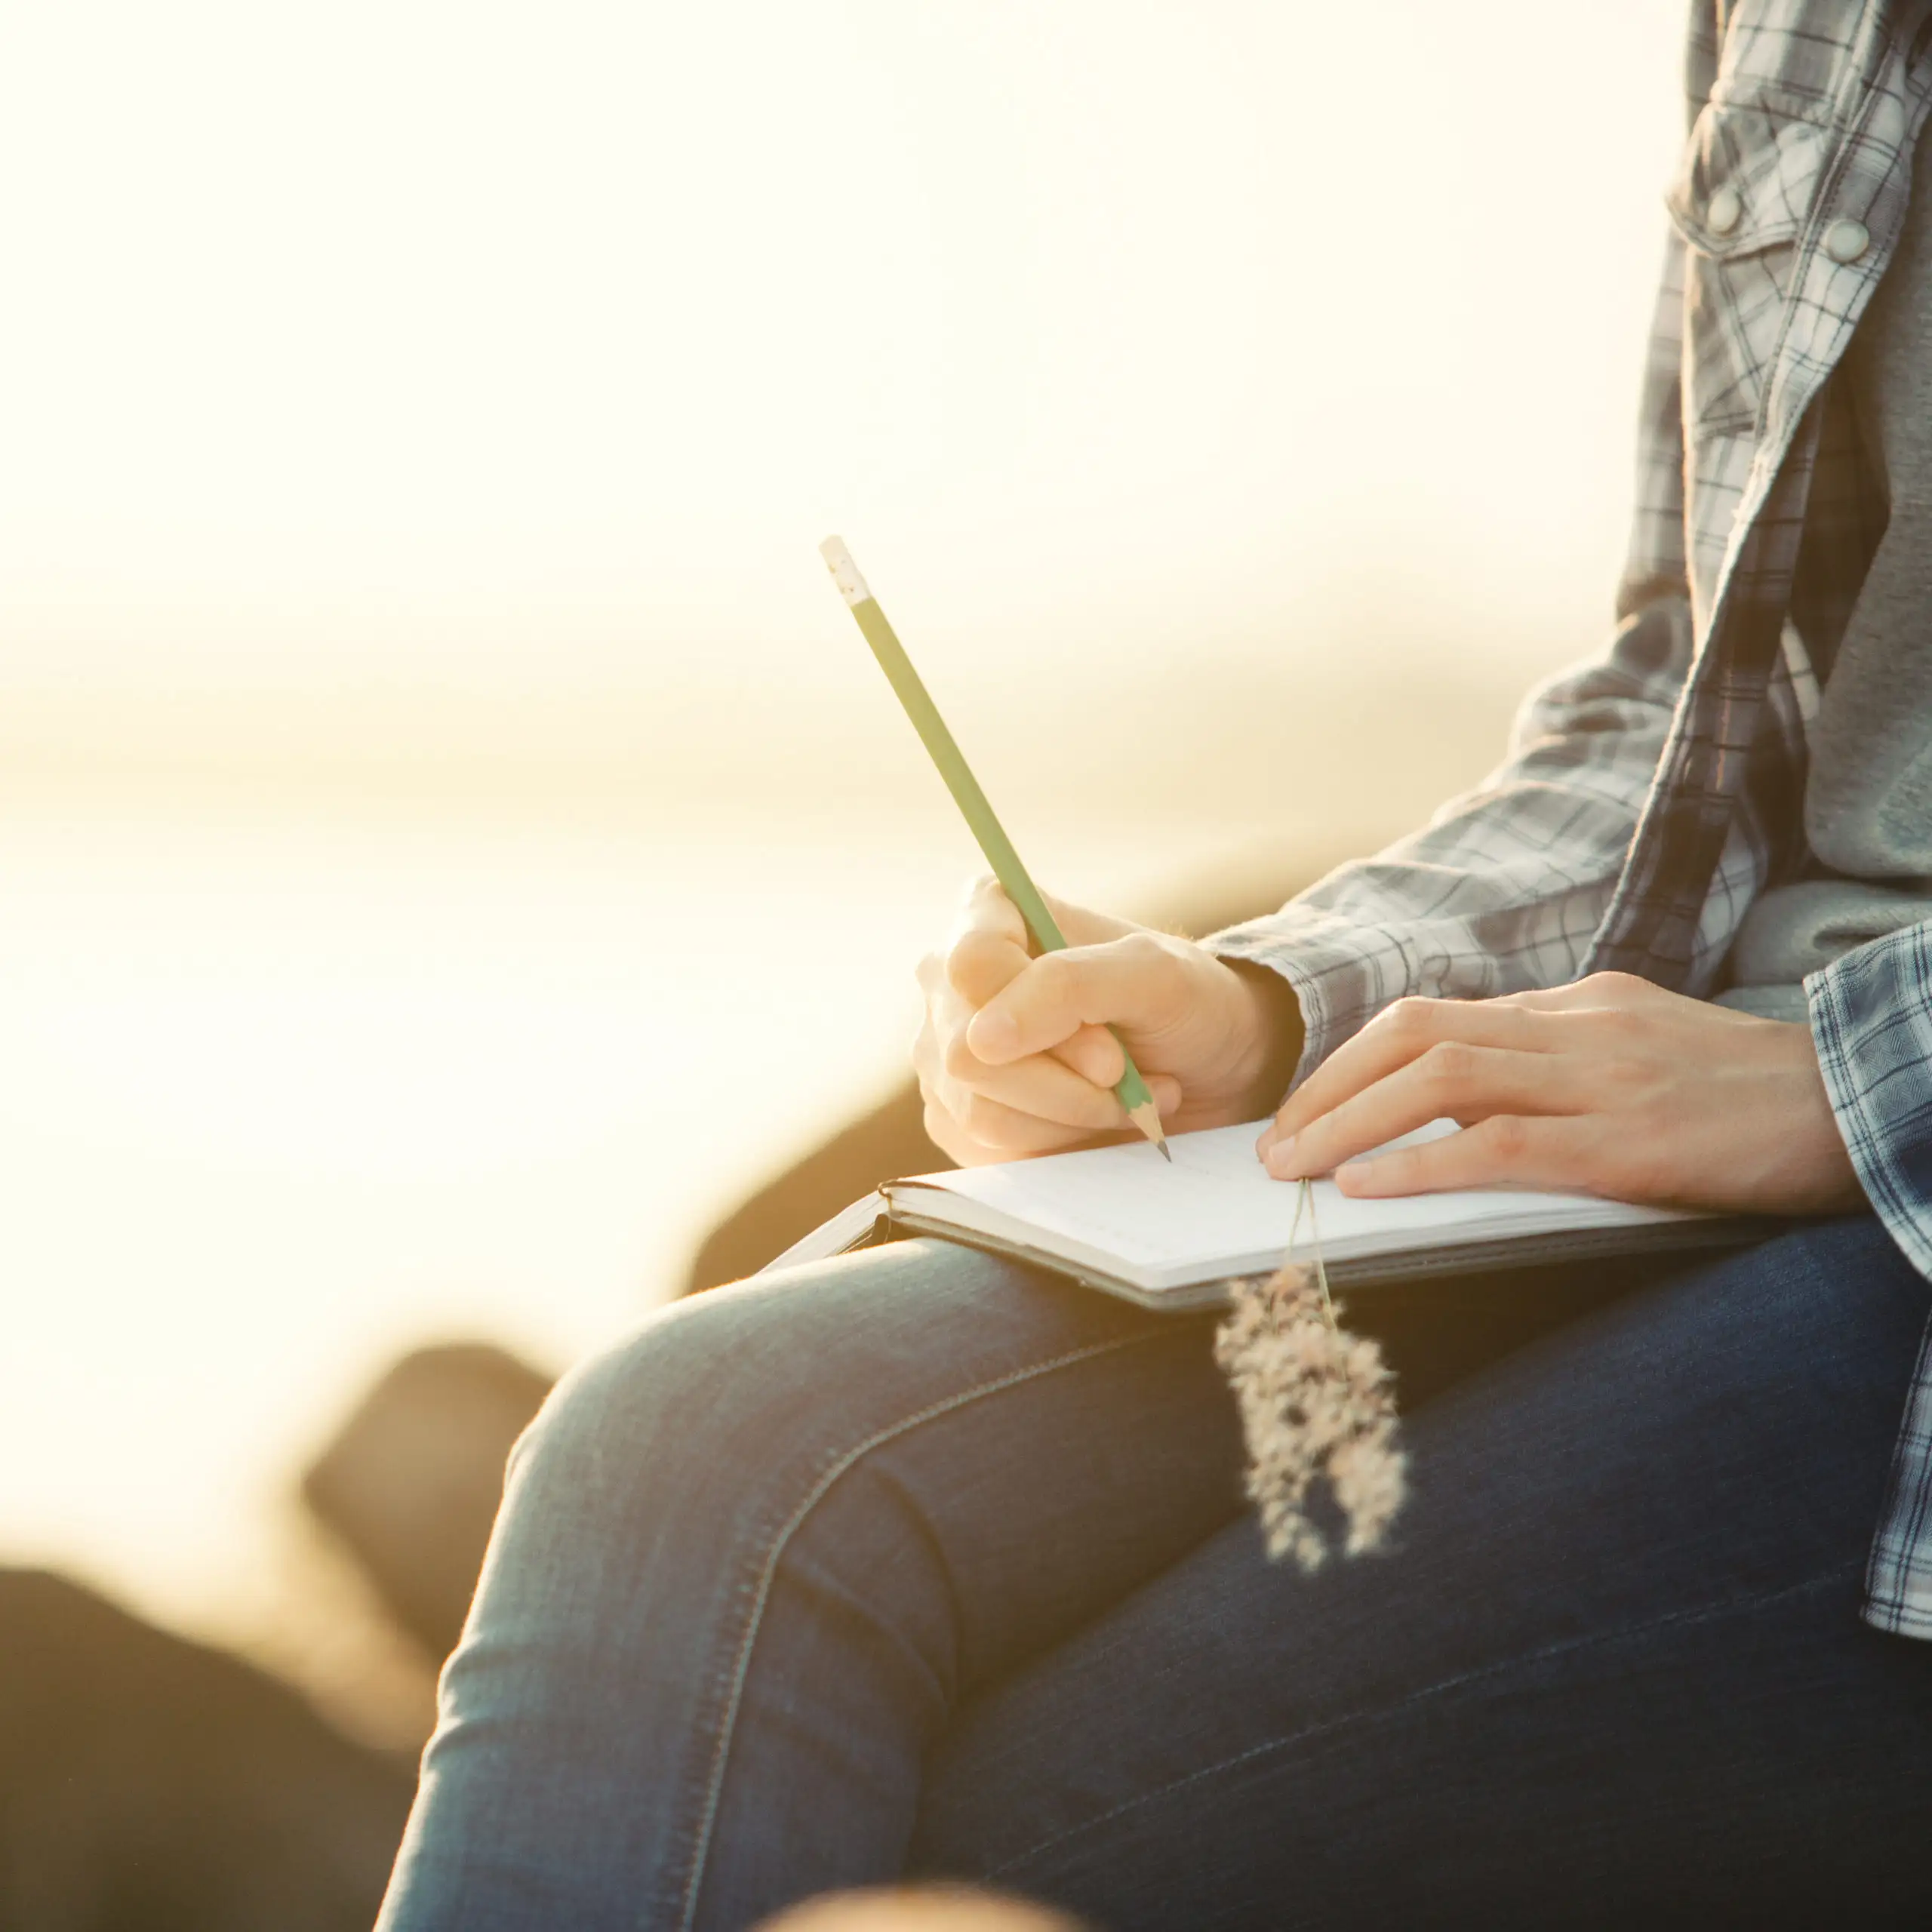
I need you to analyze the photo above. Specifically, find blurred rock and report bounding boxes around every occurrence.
[758,1890,1087,1931]
[0,1568,413,1932]
[303,1343,554,1663]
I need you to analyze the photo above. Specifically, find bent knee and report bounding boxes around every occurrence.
[506,1283,795,1511]
[504,1238,1121,1522]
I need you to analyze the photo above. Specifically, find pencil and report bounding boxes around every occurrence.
[820,535,1169,1159]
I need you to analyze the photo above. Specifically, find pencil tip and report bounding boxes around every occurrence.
[1126,1098,1170,1159]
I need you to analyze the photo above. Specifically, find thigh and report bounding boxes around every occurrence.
[913,1218,1932,1930]
[384,1236,1241,1931]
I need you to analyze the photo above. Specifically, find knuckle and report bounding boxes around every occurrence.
[1422,1039,1475,1086]
[924,1101,980,1165]
[940,1028,982,1082]
[1603,1051,1647,1092]
[944,933,989,991]
[1031,951,1074,999]
[1586,971,1645,1001]
[1481,1113,1530,1161]
[1384,996,1438,1041]
[958,1094,1011,1144]
[1589,1003,1644,1044]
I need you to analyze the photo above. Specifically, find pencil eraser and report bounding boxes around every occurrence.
[819,535,871,606]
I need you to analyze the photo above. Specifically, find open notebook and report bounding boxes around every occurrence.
[763,1119,1766,1311]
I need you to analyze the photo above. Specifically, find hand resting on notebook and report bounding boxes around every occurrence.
[1257,971,1863,1216]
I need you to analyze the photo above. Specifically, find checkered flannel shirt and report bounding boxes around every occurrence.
[1210,0,1932,1639]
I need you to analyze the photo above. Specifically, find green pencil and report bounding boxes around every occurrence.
[820,535,1170,1159]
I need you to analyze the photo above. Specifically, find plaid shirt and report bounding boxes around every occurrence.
[1211,0,1932,1640]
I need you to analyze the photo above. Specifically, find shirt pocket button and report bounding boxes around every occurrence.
[1825,217,1871,263]
[1707,186,1743,234]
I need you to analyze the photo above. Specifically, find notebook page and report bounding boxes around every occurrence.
[891,1119,1691,1278]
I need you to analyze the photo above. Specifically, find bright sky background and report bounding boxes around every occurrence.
[3,0,1687,732]
[1,2,1700,1705]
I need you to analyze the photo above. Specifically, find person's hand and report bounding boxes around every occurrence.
[1256,971,1865,1216]
[914,877,1300,1167]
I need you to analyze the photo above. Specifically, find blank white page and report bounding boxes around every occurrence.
[888,1119,1694,1287]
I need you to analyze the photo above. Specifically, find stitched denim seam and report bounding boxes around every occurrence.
[983,1567,1850,1884]
[675,1324,1173,1930]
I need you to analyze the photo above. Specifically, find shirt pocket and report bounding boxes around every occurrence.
[1666,88,1832,439]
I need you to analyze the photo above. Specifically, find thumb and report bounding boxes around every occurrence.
[1035,889,1140,952]
[965,934,1178,1066]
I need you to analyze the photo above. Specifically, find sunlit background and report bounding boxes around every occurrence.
[2,0,1685,1727]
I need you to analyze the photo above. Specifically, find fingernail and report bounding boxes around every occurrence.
[1262,1134,1297,1177]
[1336,1158,1380,1194]
[967,1010,1017,1059]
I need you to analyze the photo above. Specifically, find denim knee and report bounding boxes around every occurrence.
[502,1280,805,1534]
[492,1238,1147,1568]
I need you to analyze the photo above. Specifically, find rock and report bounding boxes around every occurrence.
[0,1568,414,1932]
[758,1889,1087,1930]
[303,1343,554,1663]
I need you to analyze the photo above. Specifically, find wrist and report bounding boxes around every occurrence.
[1221,959,1305,1119]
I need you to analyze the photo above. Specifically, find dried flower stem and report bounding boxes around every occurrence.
[1214,1180,1407,1571]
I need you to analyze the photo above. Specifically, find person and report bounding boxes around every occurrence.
[377,5,1932,1926]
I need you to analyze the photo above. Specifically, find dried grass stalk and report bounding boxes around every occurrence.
[1214,1186,1407,1570]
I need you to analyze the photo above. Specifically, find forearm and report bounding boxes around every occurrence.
[1208,596,1785,1087]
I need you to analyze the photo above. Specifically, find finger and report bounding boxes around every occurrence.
[942,1028,1137,1132]
[1334,1113,1604,1197]
[951,1088,1121,1157]
[920,1094,1083,1166]
[929,969,1141,1132]
[955,873,1029,946]
[943,1011,1183,1127]
[1265,1041,1593,1180]
[1495,971,1662,1013]
[919,1026,1099,1161]
[1260,998,1561,1152]
[948,880,1147,1005]
[947,925,1032,1007]
[936,943,1123,1089]
[912,1002,946,1097]
[1033,888,1139,951]
[1057,1021,1125,1088]
[966,934,1177,1066]
[921,1094,981,1165]
[945,881,1032,1005]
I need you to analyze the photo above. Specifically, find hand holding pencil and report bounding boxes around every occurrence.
[821,537,1300,1167]
[915,877,1298,1168]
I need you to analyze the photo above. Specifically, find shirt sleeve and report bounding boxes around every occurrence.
[1208,595,1698,1090]
[1809,928,1932,1641]
[1807,926,1932,1278]
[1207,211,1810,1097]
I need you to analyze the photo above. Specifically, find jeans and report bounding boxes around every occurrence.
[377,1217,1932,1930]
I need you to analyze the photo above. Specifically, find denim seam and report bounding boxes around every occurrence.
[674,1324,1174,1931]
[983,1566,1852,1884]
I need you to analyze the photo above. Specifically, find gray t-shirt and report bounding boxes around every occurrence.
[1721,131,1932,1020]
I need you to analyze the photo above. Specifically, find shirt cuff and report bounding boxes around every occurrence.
[1206,908,1426,1097]
[1807,926,1932,1282]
